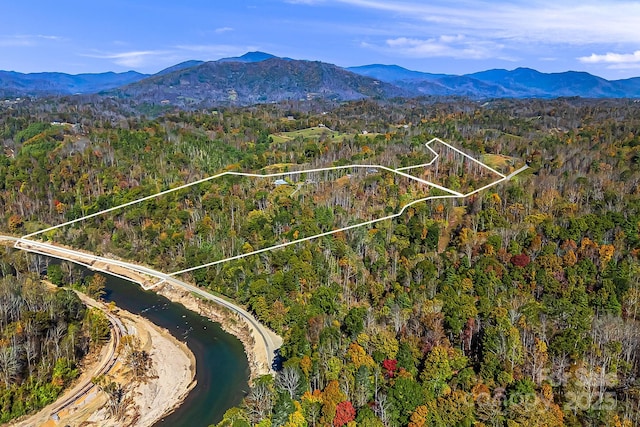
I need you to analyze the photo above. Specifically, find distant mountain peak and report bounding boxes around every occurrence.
[218,51,278,63]
[2,55,640,103]
[110,57,410,107]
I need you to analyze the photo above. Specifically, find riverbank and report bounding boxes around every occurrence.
[97,260,278,380]
[88,307,197,426]
[155,282,271,380]
[9,295,196,427]
[10,237,282,380]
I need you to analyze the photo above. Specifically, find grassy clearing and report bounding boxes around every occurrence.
[271,126,379,144]
[481,153,515,170]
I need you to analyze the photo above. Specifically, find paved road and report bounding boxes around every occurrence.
[2,235,283,373]
[7,288,124,427]
[0,235,20,245]
[48,295,125,417]
[1,165,530,372]
[506,164,529,180]
[0,156,522,374]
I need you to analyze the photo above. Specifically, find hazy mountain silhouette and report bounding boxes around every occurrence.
[2,52,640,103]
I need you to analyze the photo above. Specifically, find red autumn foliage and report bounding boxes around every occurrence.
[511,253,531,267]
[383,358,398,377]
[334,400,356,426]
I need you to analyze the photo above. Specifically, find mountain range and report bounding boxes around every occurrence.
[2,51,640,105]
[110,53,409,106]
[0,70,146,98]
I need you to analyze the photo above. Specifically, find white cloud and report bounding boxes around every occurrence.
[439,34,465,44]
[378,35,508,60]
[0,34,63,47]
[0,38,32,47]
[328,0,640,45]
[36,35,63,41]
[81,43,261,70]
[82,50,170,68]
[294,0,640,68]
[175,44,258,56]
[579,51,640,64]
[214,27,234,34]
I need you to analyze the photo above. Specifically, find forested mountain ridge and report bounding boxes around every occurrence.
[110,57,411,107]
[2,52,640,103]
[2,97,640,425]
[348,65,640,99]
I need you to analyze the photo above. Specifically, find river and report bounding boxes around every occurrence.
[100,273,250,426]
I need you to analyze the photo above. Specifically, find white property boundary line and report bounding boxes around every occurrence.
[22,138,467,239]
[396,139,506,178]
[19,137,523,282]
[168,164,526,278]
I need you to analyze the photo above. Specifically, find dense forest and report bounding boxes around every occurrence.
[0,247,111,423]
[2,96,640,426]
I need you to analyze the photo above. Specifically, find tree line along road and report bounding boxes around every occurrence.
[0,234,283,375]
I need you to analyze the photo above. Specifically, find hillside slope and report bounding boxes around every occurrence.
[111,57,411,106]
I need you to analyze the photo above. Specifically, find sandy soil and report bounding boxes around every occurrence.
[11,239,277,381]
[86,310,197,427]
[8,300,196,427]
[94,260,277,381]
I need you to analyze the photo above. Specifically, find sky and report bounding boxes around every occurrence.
[1,0,640,80]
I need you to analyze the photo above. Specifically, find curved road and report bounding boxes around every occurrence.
[0,140,527,426]
[48,296,125,415]
[0,156,525,377]
[7,289,124,427]
[1,235,283,374]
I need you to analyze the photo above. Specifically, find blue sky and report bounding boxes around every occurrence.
[1,0,640,79]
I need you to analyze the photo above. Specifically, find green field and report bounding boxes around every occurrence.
[270,126,379,143]
[480,153,516,171]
